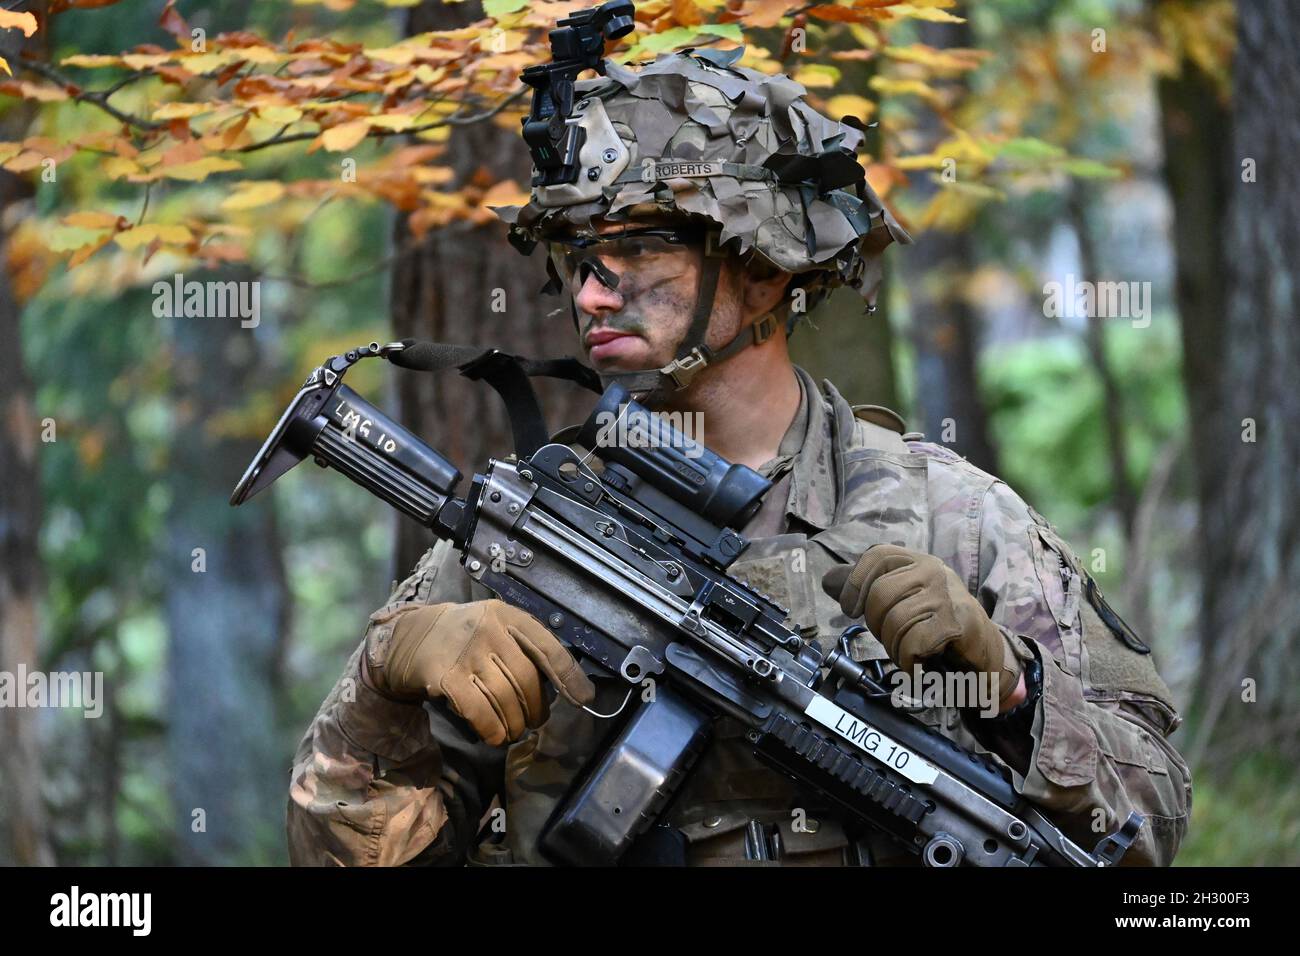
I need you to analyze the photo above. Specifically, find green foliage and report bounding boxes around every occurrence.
[1177,752,1300,866]
[981,314,1187,536]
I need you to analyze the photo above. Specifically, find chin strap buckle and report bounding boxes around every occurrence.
[752,311,777,345]
[703,226,728,258]
[662,347,710,389]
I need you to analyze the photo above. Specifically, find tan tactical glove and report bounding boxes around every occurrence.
[822,545,1023,707]
[362,599,596,746]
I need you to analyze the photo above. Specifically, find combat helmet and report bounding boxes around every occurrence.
[490,0,910,396]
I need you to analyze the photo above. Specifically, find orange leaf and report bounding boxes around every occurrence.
[738,0,793,29]
[159,140,205,167]
[0,80,69,102]
[0,10,39,37]
[159,0,189,40]
[68,234,113,269]
[320,120,369,152]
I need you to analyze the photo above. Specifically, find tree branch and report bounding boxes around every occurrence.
[237,85,528,153]
[20,60,164,132]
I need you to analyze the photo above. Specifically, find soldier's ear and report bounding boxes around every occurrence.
[738,253,794,315]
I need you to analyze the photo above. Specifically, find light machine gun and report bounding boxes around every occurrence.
[231,341,1142,867]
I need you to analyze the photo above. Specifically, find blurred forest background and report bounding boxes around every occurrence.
[0,0,1296,866]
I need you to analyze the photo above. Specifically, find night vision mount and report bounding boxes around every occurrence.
[520,0,637,188]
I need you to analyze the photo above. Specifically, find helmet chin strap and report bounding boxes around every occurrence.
[573,227,781,400]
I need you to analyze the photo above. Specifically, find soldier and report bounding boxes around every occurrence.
[286,45,1191,867]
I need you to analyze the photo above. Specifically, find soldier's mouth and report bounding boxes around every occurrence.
[584,327,644,364]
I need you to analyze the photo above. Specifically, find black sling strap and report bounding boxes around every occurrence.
[384,339,603,459]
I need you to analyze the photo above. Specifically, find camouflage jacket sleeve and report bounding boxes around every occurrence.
[286,539,504,866]
[968,480,1193,866]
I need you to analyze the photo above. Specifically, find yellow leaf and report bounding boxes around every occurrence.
[365,114,418,131]
[103,156,142,180]
[869,76,942,105]
[240,46,284,65]
[320,120,370,152]
[364,46,418,65]
[795,63,840,85]
[114,224,195,250]
[415,124,451,143]
[412,166,455,185]
[882,44,989,73]
[121,53,176,70]
[257,105,304,125]
[0,11,38,37]
[894,153,950,171]
[61,211,124,230]
[206,223,253,238]
[179,50,242,73]
[157,157,243,182]
[4,152,46,172]
[413,64,444,85]
[793,67,836,89]
[221,180,285,211]
[824,94,876,122]
[48,225,111,252]
[60,54,124,68]
[8,82,67,102]
[152,102,215,120]
[0,57,10,77]
[886,4,965,24]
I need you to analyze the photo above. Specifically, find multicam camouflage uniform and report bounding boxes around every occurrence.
[286,366,1191,866]
[285,43,1190,866]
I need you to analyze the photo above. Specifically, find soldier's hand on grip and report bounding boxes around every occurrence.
[822,545,1023,707]
[362,599,596,746]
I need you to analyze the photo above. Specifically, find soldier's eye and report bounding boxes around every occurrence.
[614,237,651,256]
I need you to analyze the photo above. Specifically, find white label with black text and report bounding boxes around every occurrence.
[803,695,939,785]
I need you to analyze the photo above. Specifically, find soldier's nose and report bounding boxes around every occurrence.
[575,268,623,318]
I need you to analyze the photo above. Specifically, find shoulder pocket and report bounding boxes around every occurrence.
[1084,576,1149,653]
[1079,586,1177,718]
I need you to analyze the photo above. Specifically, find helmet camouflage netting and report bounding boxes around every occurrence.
[490,45,911,322]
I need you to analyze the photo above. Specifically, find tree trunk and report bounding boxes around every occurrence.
[0,0,53,868]
[0,179,53,869]
[163,281,289,864]
[391,1,592,577]
[789,274,900,411]
[1067,185,1138,540]
[1154,10,1232,722]
[1185,0,1300,760]
[900,14,998,471]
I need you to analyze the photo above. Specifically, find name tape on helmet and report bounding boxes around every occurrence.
[641,159,726,182]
